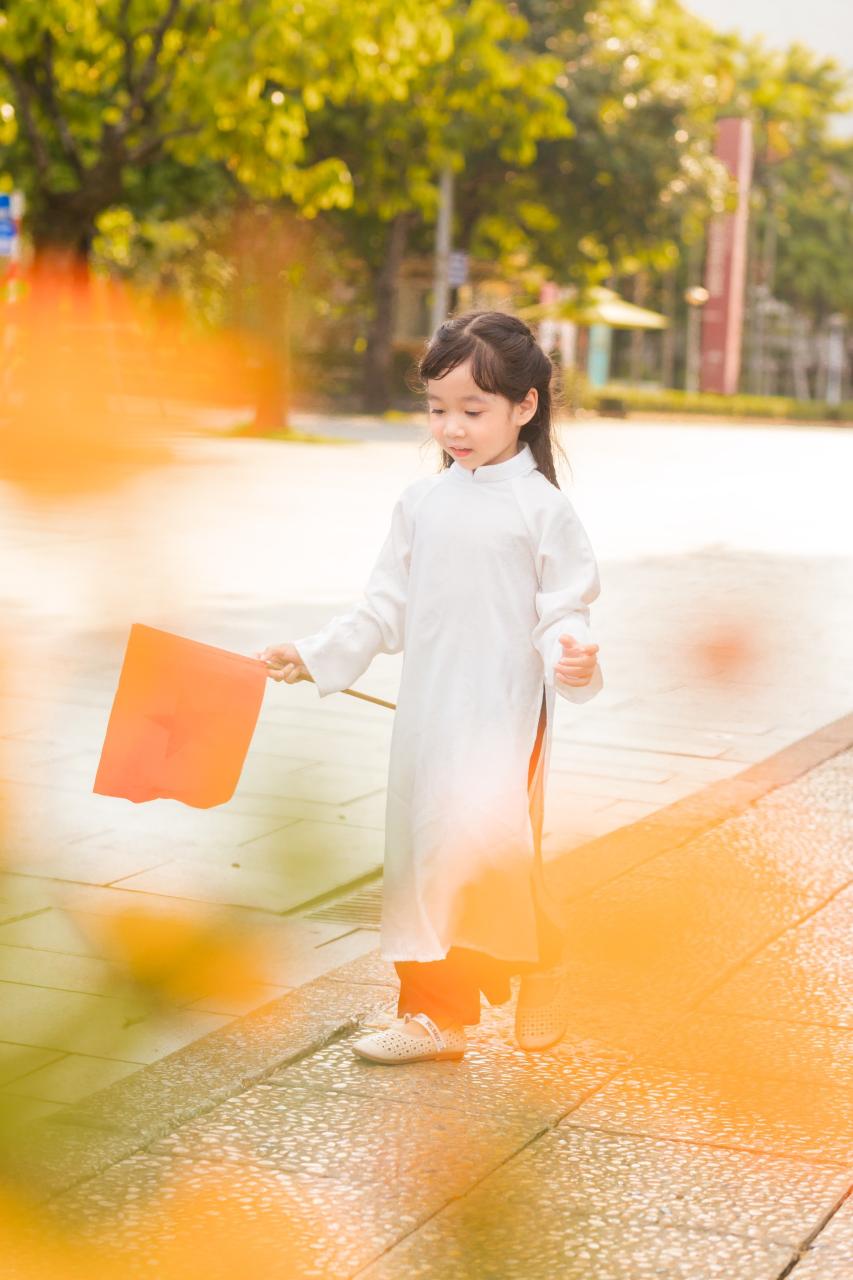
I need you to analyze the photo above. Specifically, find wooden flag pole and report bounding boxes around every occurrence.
[256,657,397,711]
[299,671,396,711]
[339,683,396,711]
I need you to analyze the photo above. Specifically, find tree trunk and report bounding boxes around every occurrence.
[29,170,123,262]
[251,283,290,433]
[362,213,410,414]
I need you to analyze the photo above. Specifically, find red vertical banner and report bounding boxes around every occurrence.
[700,118,753,395]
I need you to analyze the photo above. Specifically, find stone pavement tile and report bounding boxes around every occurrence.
[539,788,617,826]
[524,1127,851,1245]
[0,748,86,787]
[44,877,304,924]
[545,810,627,846]
[253,719,387,761]
[642,777,773,825]
[704,887,853,1027]
[223,788,382,824]
[5,740,93,772]
[602,699,783,736]
[360,1126,848,1280]
[0,980,230,1063]
[0,892,376,995]
[361,1212,793,1279]
[553,1000,678,1062]
[547,828,674,901]
[263,1022,626,1123]
[4,846,176,887]
[0,907,105,957]
[556,872,807,1010]
[639,804,853,900]
[185,980,294,1017]
[235,754,381,800]
[43,1148,465,1278]
[0,881,58,925]
[61,820,300,862]
[332,789,387,828]
[6,781,298,847]
[719,733,816,765]
[150,1080,541,1189]
[104,850,379,913]
[238,816,383,860]
[810,712,853,743]
[320,947,397,989]
[738,740,853,790]
[258,763,390,806]
[211,924,382,991]
[547,746,677,783]
[548,739,739,785]
[758,750,853,818]
[0,803,116,857]
[642,1013,853,1091]
[567,717,741,759]
[11,975,394,1200]
[247,728,392,769]
[564,1064,853,1165]
[599,799,675,824]
[0,942,118,994]
[4,1052,141,1104]
[704,947,852,1029]
[43,1075,550,1256]
[0,1042,64,1088]
[1,1094,71,1131]
[548,769,709,806]
[791,1192,853,1280]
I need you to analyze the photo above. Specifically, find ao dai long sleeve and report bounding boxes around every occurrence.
[530,497,603,705]
[292,482,425,698]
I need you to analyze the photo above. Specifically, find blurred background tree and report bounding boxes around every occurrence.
[1,0,850,417]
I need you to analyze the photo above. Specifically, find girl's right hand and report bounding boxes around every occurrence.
[253,643,311,684]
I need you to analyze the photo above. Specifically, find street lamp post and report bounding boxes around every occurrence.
[431,166,454,333]
[684,284,709,392]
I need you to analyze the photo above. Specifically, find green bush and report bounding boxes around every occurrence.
[583,384,853,423]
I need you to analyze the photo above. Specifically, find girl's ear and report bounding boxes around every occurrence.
[518,386,538,426]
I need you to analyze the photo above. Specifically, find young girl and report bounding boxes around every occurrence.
[258,311,602,1064]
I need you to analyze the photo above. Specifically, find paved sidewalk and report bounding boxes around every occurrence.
[1,416,852,1119]
[7,741,852,1279]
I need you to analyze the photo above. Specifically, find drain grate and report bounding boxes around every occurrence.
[306,881,383,927]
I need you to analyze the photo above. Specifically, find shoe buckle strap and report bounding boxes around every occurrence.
[404,1011,445,1052]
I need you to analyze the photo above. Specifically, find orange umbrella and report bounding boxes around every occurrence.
[94,624,268,808]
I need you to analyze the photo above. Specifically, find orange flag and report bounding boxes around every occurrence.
[94,624,267,808]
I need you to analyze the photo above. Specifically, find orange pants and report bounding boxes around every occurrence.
[395,687,563,1027]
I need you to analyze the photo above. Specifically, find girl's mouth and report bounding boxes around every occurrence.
[449,447,472,457]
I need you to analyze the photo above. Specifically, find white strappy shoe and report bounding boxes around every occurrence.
[351,1012,466,1064]
[515,964,571,1050]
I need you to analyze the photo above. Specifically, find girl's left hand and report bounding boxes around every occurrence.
[555,634,599,686]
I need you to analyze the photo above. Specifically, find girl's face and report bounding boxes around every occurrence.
[426,360,538,470]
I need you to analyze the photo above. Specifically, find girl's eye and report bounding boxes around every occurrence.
[429,408,444,415]
[465,411,482,418]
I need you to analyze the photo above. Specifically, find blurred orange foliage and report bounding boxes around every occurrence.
[0,255,255,500]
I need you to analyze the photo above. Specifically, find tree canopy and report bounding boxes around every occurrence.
[1,0,850,410]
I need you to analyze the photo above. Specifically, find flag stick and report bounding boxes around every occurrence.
[339,683,396,711]
[298,670,396,711]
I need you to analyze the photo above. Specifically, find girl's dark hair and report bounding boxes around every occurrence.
[415,310,568,488]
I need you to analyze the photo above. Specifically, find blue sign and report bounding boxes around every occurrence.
[0,193,18,258]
